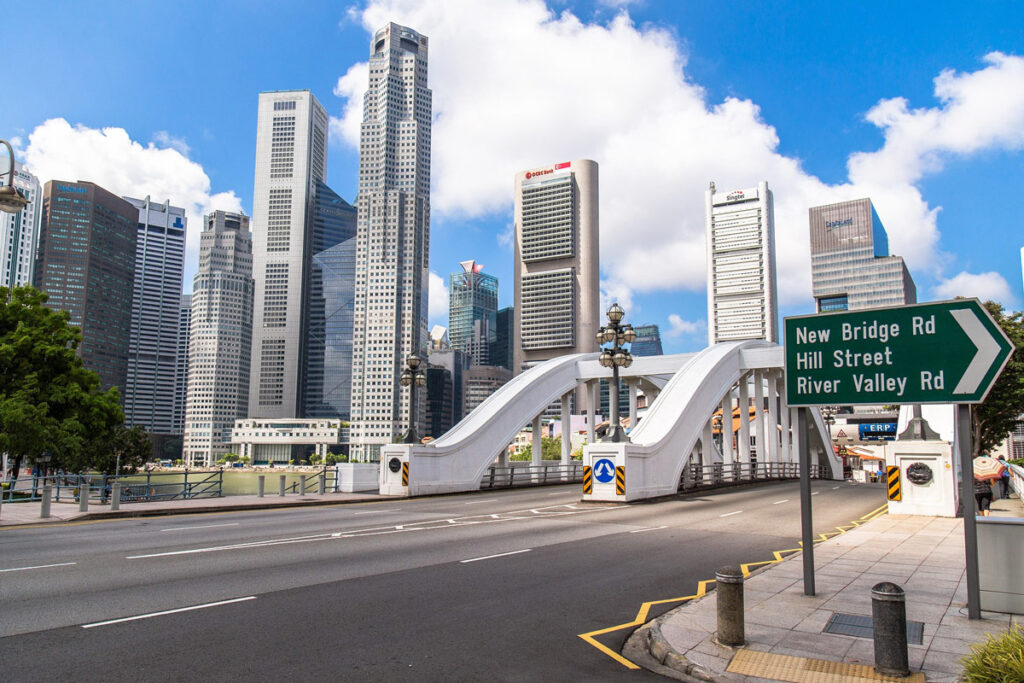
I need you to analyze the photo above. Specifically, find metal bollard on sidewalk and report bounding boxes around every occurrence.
[279,475,286,497]
[110,483,121,511]
[41,485,52,518]
[872,581,910,677]
[716,565,745,646]
[299,475,307,495]
[79,477,90,512]
[318,475,326,495]
[257,474,265,497]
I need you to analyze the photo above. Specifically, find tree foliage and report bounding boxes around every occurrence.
[0,286,125,478]
[511,436,564,461]
[973,301,1024,457]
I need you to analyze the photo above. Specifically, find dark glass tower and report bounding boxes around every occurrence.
[449,259,497,366]
[631,324,663,356]
[303,180,358,419]
[35,180,138,392]
[489,306,514,371]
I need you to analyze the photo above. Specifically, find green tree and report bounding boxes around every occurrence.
[972,301,1024,457]
[511,437,563,461]
[0,286,124,482]
[223,453,240,463]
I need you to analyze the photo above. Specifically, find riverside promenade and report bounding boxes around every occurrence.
[630,495,1024,682]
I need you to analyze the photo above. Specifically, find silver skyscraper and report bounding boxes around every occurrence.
[349,23,432,461]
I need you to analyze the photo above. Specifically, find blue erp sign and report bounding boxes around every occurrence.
[593,458,616,484]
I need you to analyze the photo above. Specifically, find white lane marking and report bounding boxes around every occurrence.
[353,509,397,515]
[719,511,743,518]
[464,499,498,505]
[161,523,239,532]
[548,491,568,495]
[81,596,256,629]
[773,499,789,505]
[629,526,667,534]
[459,549,532,564]
[812,492,820,496]
[0,562,76,573]
[832,486,840,490]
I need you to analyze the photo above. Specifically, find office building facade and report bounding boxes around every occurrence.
[249,90,329,418]
[449,259,497,366]
[172,293,191,437]
[463,364,512,415]
[808,198,916,312]
[1,163,42,288]
[123,196,187,437]
[35,181,138,391]
[184,211,254,466]
[705,181,779,345]
[513,160,599,374]
[489,306,514,371]
[350,23,432,460]
[303,181,358,419]
[631,324,663,356]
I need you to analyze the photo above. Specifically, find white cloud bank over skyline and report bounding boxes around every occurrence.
[332,0,1024,312]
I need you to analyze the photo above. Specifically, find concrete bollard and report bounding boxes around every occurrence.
[872,582,910,677]
[279,475,286,497]
[110,483,121,511]
[716,565,746,646]
[79,477,90,512]
[41,485,52,518]
[318,475,326,495]
[299,475,307,495]
[257,475,265,498]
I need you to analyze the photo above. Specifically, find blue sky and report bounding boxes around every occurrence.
[5,0,1024,354]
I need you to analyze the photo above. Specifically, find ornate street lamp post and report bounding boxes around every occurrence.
[0,140,29,214]
[596,303,635,442]
[399,354,427,444]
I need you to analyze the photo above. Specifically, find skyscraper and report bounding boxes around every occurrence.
[184,210,254,466]
[249,90,329,418]
[489,306,514,371]
[303,181,357,419]
[705,181,779,345]
[350,23,432,461]
[513,160,600,374]
[172,293,191,437]
[631,324,663,356]
[0,162,42,288]
[449,259,497,366]
[35,181,137,391]
[808,198,916,312]
[123,196,187,438]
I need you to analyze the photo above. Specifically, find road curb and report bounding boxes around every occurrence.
[625,615,720,682]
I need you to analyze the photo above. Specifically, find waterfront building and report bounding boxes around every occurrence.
[349,23,433,461]
[0,163,42,288]
[705,181,779,345]
[449,259,497,365]
[808,198,916,312]
[230,418,346,465]
[35,180,137,391]
[249,90,329,418]
[122,196,187,438]
[172,293,191,437]
[183,211,254,466]
[631,324,663,356]
[512,160,599,375]
[302,181,358,419]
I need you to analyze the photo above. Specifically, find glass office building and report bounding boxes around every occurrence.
[449,259,497,366]
[631,324,663,356]
[809,198,916,312]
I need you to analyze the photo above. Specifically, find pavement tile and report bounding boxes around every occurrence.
[744,603,811,630]
[927,635,974,656]
[660,622,711,652]
[772,629,857,658]
[922,648,968,675]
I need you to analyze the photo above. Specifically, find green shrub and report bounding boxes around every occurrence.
[960,624,1024,682]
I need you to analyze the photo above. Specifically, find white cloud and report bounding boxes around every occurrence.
[932,271,1015,306]
[665,313,704,339]
[152,130,191,156]
[428,270,449,321]
[23,118,243,286]
[334,2,1024,309]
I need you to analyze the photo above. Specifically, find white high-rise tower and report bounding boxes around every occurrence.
[349,23,432,461]
[0,162,42,288]
[248,90,328,418]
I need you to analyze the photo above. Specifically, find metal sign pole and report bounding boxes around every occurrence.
[798,407,815,596]
[956,404,981,618]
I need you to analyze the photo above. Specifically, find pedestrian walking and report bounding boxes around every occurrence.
[974,476,993,517]
[996,456,1010,499]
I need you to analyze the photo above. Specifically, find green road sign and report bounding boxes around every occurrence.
[785,299,1014,406]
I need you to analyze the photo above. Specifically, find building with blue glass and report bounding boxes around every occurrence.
[449,260,498,366]
[631,324,663,356]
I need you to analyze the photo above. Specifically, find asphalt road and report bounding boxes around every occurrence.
[0,479,885,681]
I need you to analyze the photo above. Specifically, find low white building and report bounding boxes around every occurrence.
[231,418,347,464]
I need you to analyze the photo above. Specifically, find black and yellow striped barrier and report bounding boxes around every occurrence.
[615,465,626,496]
[886,465,901,501]
[583,466,593,494]
[402,461,409,487]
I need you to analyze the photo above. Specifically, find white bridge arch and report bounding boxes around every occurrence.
[379,341,841,500]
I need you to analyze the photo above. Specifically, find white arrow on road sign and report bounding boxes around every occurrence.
[596,461,613,478]
[951,308,1003,394]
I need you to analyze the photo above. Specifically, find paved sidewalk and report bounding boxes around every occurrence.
[0,490,389,527]
[637,495,1023,682]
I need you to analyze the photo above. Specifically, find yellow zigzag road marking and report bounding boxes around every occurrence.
[577,501,889,669]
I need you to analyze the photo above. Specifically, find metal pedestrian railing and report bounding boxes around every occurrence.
[680,462,824,492]
[0,470,225,504]
[480,462,585,489]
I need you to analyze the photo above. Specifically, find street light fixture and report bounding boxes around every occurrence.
[597,302,635,442]
[399,354,427,444]
[0,139,29,214]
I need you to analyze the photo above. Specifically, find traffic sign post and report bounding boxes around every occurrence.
[784,298,1014,619]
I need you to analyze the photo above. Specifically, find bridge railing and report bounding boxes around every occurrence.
[0,471,225,504]
[680,462,825,492]
[480,462,585,490]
